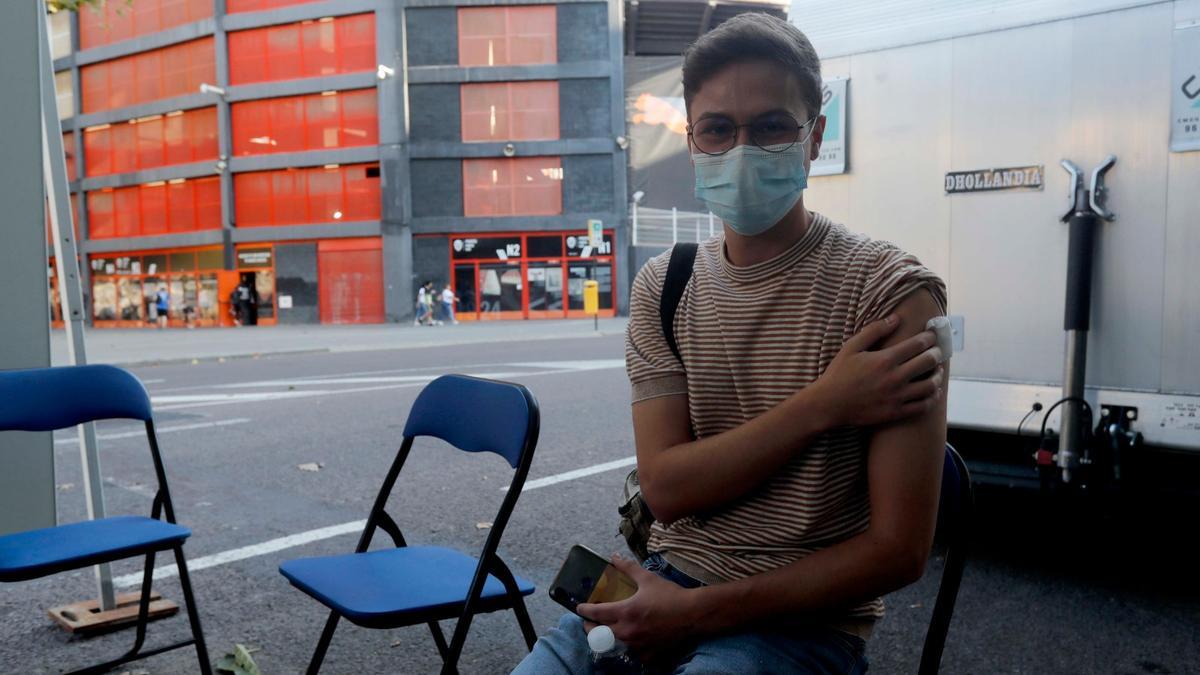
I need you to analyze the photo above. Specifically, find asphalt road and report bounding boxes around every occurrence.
[3,334,1196,674]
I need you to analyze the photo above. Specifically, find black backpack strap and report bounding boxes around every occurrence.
[659,243,698,365]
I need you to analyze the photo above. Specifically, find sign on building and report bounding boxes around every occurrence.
[811,77,848,176]
[1171,23,1200,153]
[944,166,1044,194]
[587,219,604,246]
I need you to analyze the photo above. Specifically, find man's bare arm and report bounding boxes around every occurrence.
[633,311,945,524]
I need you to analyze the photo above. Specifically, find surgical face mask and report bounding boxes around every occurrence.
[692,142,809,237]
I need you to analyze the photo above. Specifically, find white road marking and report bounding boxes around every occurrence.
[510,360,627,371]
[54,418,252,445]
[507,456,638,493]
[148,364,623,412]
[140,378,166,384]
[148,360,625,394]
[112,519,368,589]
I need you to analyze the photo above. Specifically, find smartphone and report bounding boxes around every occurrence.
[549,545,638,614]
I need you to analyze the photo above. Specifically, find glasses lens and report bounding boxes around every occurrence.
[691,117,737,155]
[751,114,802,151]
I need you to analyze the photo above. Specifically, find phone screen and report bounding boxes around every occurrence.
[549,545,638,613]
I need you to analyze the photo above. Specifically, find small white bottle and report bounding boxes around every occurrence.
[587,625,638,674]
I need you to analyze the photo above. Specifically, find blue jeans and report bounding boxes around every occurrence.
[512,554,868,674]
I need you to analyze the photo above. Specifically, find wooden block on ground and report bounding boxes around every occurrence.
[48,591,179,635]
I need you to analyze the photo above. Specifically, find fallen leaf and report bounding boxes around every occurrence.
[909,602,924,609]
[476,522,493,530]
[298,463,323,472]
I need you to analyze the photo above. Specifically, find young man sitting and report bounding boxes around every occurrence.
[514,13,948,674]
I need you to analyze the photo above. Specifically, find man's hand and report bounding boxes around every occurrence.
[811,314,945,428]
[577,556,700,658]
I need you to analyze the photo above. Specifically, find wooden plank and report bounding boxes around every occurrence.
[47,591,179,635]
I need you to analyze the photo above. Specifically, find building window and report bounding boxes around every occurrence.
[88,248,223,326]
[47,11,72,59]
[461,81,559,143]
[80,38,215,114]
[233,163,381,227]
[83,108,218,177]
[462,157,563,217]
[53,71,75,120]
[231,89,378,156]
[78,0,213,51]
[228,14,375,85]
[86,176,222,239]
[457,6,557,67]
[226,0,323,13]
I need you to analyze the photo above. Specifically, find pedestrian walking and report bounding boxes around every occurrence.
[154,285,169,329]
[415,282,434,326]
[441,283,459,325]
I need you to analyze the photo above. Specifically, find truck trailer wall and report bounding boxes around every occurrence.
[804,2,1199,399]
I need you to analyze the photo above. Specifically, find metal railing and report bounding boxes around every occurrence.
[631,204,717,246]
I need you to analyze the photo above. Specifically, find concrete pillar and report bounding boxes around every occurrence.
[378,1,414,322]
[0,0,55,535]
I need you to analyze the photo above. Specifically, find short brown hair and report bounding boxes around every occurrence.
[682,13,822,120]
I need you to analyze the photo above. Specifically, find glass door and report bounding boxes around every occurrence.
[566,261,615,318]
[526,262,564,319]
[479,263,523,320]
[454,264,477,318]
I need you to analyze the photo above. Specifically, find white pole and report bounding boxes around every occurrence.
[671,207,678,245]
[695,215,701,242]
[39,2,116,611]
[631,202,638,246]
[709,212,715,237]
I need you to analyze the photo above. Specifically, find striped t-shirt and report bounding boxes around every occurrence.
[625,212,947,621]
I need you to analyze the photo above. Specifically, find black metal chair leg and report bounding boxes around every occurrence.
[512,597,538,651]
[306,611,341,675]
[439,611,477,675]
[65,552,156,675]
[428,620,451,659]
[174,546,213,675]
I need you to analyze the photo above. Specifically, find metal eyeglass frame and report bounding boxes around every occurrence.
[687,113,818,156]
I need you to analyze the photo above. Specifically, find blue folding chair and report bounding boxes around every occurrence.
[0,365,211,675]
[280,374,541,674]
[919,444,974,675]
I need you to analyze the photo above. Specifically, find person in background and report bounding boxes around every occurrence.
[415,282,433,326]
[441,283,459,325]
[155,285,169,329]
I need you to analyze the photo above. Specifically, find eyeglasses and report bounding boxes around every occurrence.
[687,112,816,156]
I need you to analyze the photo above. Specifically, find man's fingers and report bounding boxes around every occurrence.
[898,396,938,419]
[843,314,900,352]
[899,376,939,404]
[610,555,651,583]
[882,329,937,366]
[896,346,944,382]
[577,601,620,625]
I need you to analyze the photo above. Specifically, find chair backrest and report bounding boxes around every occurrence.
[920,443,974,675]
[0,365,152,432]
[402,374,537,470]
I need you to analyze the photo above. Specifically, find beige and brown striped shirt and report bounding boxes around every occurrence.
[625,212,947,622]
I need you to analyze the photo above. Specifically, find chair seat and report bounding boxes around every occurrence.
[280,545,535,628]
[0,516,190,583]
